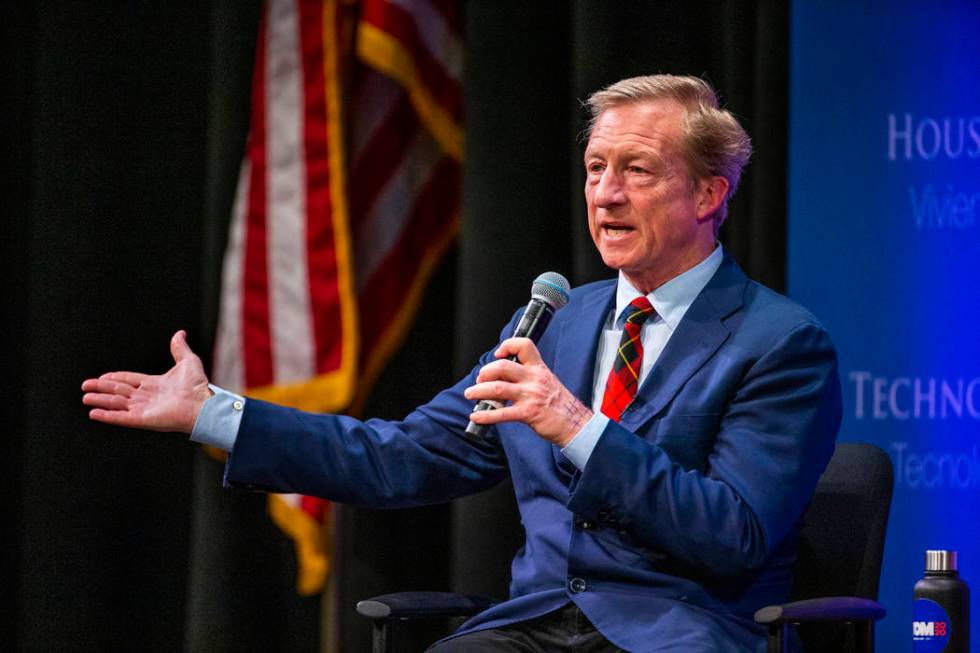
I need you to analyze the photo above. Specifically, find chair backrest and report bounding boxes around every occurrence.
[792,442,894,650]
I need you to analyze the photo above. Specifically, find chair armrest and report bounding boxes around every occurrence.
[356,591,496,621]
[754,596,887,625]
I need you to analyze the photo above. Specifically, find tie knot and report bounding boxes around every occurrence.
[623,296,654,326]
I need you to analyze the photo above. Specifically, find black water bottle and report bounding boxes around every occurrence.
[913,550,970,653]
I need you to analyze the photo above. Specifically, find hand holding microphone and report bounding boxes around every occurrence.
[465,272,571,440]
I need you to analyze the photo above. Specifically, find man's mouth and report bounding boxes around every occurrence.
[602,224,634,237]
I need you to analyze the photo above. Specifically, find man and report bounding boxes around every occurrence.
[82,75,841,652]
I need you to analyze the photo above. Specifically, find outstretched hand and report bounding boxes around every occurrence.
[81,330,212,434]
[464,337,593,446]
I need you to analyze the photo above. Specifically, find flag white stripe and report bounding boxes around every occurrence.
[278,493,303,509]
[354,130,442,289]
[266,0,315,383]
[389,0,463,81]
[213,159,250,393]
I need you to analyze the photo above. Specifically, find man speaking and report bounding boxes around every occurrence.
[82,75,841,652]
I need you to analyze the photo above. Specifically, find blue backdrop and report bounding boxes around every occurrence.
[788,1,980,649]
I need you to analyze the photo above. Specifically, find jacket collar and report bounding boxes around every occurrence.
[554,254,747,428]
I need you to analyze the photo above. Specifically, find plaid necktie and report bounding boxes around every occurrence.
[600,296,655,422]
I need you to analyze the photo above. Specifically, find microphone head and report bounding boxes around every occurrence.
[531,272,571,310]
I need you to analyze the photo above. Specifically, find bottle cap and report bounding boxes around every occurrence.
[926,549,958,572]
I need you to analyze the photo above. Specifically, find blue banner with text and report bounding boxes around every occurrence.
[788,1,980,649]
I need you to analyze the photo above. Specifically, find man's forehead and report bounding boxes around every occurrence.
[586,100,685,153]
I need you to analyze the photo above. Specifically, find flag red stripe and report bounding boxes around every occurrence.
[348,94,419,220]
[360,1,462,117]
[358,156,460,349]
[299,0,343,375]
[300,494,329,522]
[242,8,274,389]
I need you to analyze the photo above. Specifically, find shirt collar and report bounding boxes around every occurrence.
[613,244,724,330]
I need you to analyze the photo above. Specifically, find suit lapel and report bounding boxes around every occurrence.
[550,280,615,478]
[619,255,747,432]
[553,281,616,406]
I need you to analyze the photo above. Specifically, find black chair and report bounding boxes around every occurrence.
[753,442,893,652]
[357,442,893,653]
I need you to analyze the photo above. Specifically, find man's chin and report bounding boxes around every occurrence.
[599,250,642,274]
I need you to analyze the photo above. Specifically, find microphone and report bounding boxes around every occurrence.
[465,272,571,440]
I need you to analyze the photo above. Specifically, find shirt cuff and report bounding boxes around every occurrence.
[560,412,609,471]
[189,384,245,452]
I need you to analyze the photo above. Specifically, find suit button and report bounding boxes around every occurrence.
[568,577,588,593]
[579,521,594,530]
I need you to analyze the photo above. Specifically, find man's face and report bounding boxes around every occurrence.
[584,100,715,293]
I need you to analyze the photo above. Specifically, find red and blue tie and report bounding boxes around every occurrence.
[600,296,655,422]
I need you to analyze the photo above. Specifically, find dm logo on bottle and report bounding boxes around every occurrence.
[914,598,951,652]
[914,620,948,637]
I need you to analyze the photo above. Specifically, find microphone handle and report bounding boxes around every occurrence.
[465,299,555,440]
[512,298,555,342]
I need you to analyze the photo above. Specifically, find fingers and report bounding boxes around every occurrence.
[82,377,138,411]
[468,404,522,425]
[495,338,543,364]
[81,378,135,396]
[88,408,137,427]
[170,330,193,363]
[82,391,131,410]
[467,341,551,414]
[466,345,582,444]
[465,359,526,405]
[97,371,147,388]
[476,359,524,384]
[465,379,519,403]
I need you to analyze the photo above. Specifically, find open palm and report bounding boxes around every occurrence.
[82,330,212,434]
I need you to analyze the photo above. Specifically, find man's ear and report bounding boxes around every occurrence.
[695,176,729,222]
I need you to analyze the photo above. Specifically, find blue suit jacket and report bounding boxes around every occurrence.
[226,256,842,652]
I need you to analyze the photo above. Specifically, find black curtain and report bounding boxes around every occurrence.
[2,2,208,650]
[1,1,788,651]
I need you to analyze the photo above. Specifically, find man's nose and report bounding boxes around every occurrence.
[593,169,626,208]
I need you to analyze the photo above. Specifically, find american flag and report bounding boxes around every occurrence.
[212,0,462,595]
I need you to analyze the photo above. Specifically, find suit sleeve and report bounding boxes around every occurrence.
[222,320,519,509]
[566,320,842,579]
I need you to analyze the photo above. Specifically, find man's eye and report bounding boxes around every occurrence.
[627,166,648,174]
[587,163,605,173]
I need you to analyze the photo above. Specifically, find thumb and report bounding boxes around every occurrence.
[170,330,192,363]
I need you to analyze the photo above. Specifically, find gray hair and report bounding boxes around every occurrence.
[586,74,752,231]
